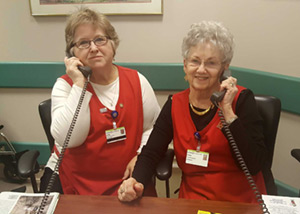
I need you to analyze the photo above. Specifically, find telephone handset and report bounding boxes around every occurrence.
[37,53,91,214]
[210,70,269,213]
[66,52,92,78]
[210,69,231,106]
[78,66,92,79]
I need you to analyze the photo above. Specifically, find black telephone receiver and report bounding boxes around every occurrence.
[210,69,231,106]
[66,52,92,78]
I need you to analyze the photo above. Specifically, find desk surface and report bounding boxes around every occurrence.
[54,195,262,214]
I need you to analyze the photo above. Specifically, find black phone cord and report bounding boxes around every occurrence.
[37,77,90,214]
[218,110,270,214]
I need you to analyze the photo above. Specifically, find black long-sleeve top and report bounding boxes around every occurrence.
[132,89,267,187]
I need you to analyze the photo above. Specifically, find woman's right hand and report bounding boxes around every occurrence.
[118,177,144,202]
[64,56,86,88]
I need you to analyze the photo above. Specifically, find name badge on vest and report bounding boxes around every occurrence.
[186,149,209,167]
[105,127,126,144]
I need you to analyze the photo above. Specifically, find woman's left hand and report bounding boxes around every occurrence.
[219,77,238,121]
[122,155,138,180]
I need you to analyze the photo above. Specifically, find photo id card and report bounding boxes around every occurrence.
[186,149,209,167]
[105,127,126,144]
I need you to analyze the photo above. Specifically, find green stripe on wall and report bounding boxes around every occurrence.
[0,62,63,88]
[230,66,300,116]
[1,62,300,115]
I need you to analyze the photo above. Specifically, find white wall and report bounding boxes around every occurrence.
[1,0,300,77]
[1,0,300,192]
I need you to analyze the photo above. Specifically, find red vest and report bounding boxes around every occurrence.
[58,65,143,195]
[172,86,266,203]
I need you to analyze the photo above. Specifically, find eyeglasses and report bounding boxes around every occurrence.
[187,59,222,70]
[72,36,110,49]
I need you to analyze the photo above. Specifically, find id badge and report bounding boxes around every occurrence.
[105,127,126,144]
[186,149,209,167]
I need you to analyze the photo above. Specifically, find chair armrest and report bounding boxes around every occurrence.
[18,150,40,177]
[291,149,300,163]
[156,149,175,181]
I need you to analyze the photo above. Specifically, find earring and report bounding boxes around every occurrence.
[184,75,188,81]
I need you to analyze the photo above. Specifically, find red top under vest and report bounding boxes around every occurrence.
[172,86,266,203]
[58,65,143,195]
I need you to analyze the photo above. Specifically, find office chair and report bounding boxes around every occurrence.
[254,95,281,195]
[0,125,39,193]
[156,148,174,198]
[18,99,174,196]
[17,99,53,193]
[38,99,54,152]
[18,150,40,193]
[0,125,36,193]
[0,125,29,184]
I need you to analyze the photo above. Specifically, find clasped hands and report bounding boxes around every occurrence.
[118,177,144,202]
[118,155,144,202]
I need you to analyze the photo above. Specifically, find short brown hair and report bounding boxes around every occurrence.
[65,8,120,56]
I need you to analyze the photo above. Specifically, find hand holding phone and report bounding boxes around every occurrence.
[66,52,92,78]
[210,69,231,106]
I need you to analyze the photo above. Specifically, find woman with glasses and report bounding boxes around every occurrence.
[39,8,160,195]
[118,21,267,203]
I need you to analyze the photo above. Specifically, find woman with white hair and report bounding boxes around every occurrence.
[118,20,267,203]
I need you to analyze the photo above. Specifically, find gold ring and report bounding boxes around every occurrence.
[230,83,234,87]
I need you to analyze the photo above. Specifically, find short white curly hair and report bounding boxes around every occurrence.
[182,21,234,64]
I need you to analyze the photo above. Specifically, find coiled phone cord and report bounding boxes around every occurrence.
[217,109,270,214]
[37,76,90,214]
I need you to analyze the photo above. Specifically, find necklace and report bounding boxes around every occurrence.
[190,103,213,116]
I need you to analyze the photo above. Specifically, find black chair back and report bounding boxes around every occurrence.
[38,99,54,151]
[254,95,281,195]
